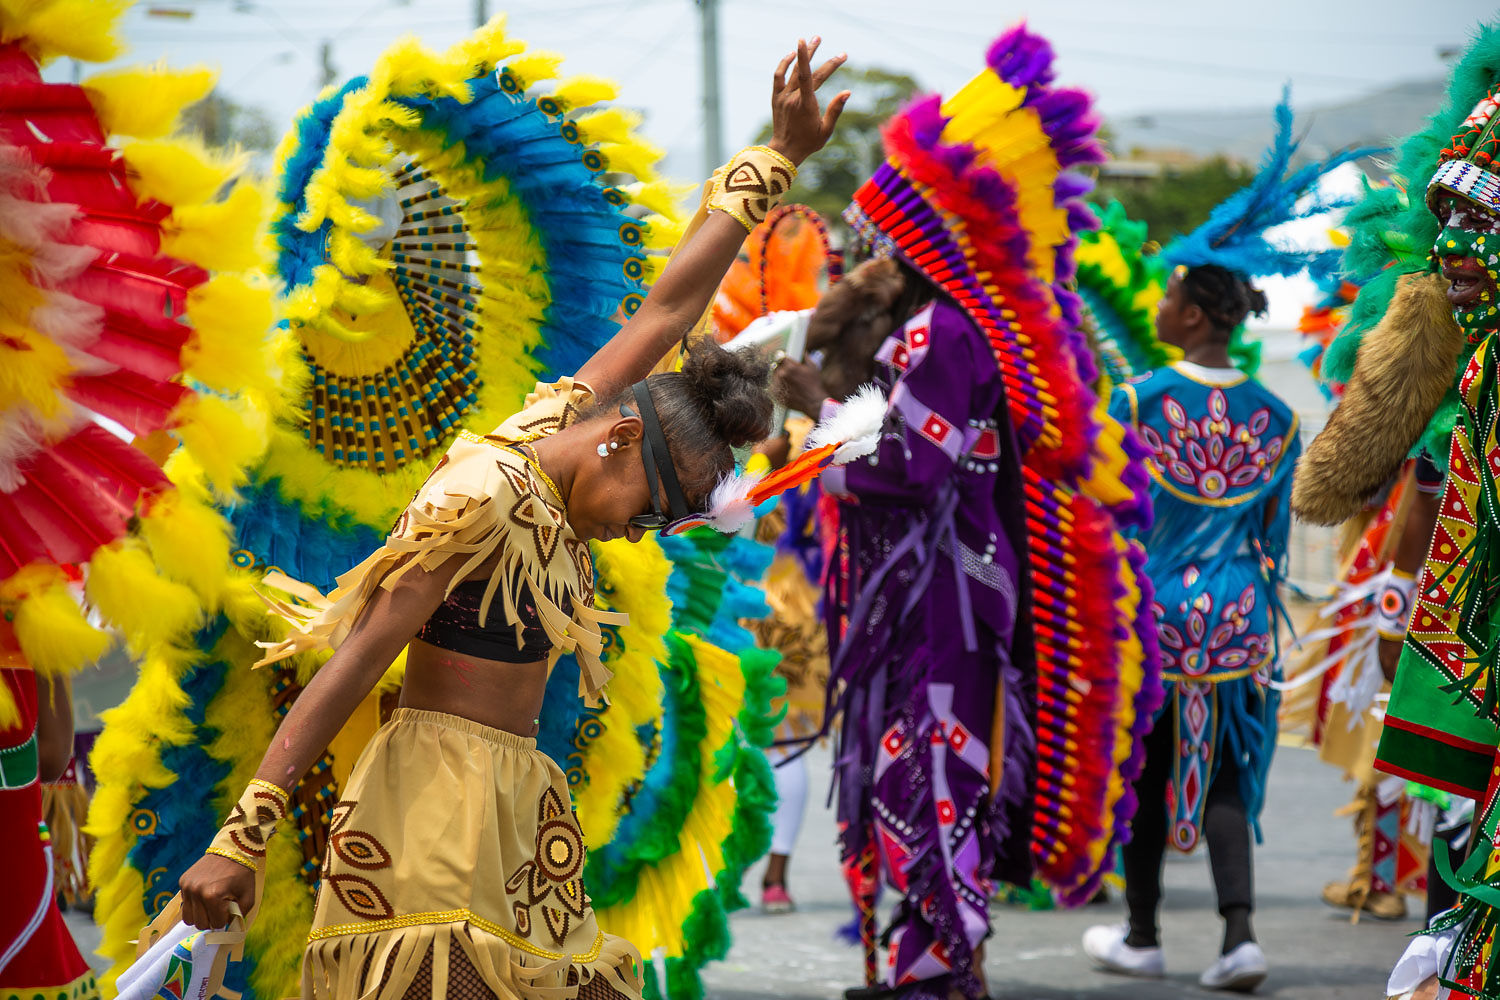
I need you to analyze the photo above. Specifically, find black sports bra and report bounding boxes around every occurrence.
[415,578,569,663]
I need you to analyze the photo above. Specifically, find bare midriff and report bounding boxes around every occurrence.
[402,637,550,737]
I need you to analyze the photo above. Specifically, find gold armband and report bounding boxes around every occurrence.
[206,779,289,874]
[709,145,797,232]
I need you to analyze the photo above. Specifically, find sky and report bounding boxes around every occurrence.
[57,0,1496,331]
[1251,161,1366,333]
[74,0,1498,180]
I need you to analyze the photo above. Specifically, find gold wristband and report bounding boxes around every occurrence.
[205,846,261,873]
[206,778,289,873]
[708,145,797,232]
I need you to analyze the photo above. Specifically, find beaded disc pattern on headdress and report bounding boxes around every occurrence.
[89,21,782,1000]
[227,21,687,588]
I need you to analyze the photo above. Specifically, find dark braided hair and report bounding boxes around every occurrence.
[1179,264,1268,336]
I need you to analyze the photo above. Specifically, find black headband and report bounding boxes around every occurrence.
[631,381,693,522]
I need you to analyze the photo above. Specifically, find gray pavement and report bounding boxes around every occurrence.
[706,742,1411,1000]
[64,741,1408,999]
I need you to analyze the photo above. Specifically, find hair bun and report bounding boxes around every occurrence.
[1243,283,1269,320]
[1183,264,1269,330]
[679,338,774,448]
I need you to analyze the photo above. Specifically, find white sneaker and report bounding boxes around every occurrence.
[1199,941,1268,992]
[1081,924,1165,978]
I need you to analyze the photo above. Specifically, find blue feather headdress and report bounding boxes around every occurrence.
[1164,88,1384,288]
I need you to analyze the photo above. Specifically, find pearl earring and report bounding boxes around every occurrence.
[597,443,610,458]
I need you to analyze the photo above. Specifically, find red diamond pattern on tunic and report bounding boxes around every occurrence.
[883,728,903,757]
[936,799,956,825]
[919,413,953,447]
[876,824,914,892]
[907,325,929,350]
[972,428,1000,459]
[1184,690,1208,734]
[891,343,911,371]
[949,724,969,753]
[1180,760,1202,819]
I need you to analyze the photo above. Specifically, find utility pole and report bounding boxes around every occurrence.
[319,39,336,89]
[698,0,723,177]
[475,0,487,29]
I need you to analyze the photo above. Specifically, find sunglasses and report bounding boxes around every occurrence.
[622,383,703,535]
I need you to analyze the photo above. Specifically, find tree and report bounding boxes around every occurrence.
[1091,156,1256,246]
[754,65,922,229]
[179,90,276,152]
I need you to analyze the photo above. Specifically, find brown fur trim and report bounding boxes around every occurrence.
[806,257,908,399]
[1292,272,1463,525]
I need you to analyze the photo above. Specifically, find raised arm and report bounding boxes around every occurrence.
[575,37,849,402]
[176,557,462,930]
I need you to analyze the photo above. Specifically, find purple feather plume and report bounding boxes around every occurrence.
[988,23,1056,89]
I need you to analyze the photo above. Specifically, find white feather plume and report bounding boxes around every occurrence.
[702,468,761,534]
[805,382,887,464]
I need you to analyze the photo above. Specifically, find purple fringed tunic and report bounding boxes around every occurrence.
[820,296,1034,1000]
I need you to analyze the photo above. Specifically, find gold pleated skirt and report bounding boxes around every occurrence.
[302,709,642,1000]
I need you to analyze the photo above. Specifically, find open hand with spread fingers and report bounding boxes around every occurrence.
[767,37,850,167]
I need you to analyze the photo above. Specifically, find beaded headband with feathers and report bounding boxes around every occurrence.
[1427,82,1500,215]
[661,383,885,536]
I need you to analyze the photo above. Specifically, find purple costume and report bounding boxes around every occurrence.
[821,295,1034,1000]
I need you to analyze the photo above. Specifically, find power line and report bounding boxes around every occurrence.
[750,0,958,76]
[745,0,1416,91]
[615,24,692,87]
[1064,46,1393,87]
[129,0,673,44]
[507,0,671,15]
[838,0,1468,46]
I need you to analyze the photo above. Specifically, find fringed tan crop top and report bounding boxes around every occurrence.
[256,378,626,705]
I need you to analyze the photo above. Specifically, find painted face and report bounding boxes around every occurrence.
[1432,194,1500,328]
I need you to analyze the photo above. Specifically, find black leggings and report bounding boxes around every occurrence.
[1426,821,1466,923]
[1122,710,1255,952]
